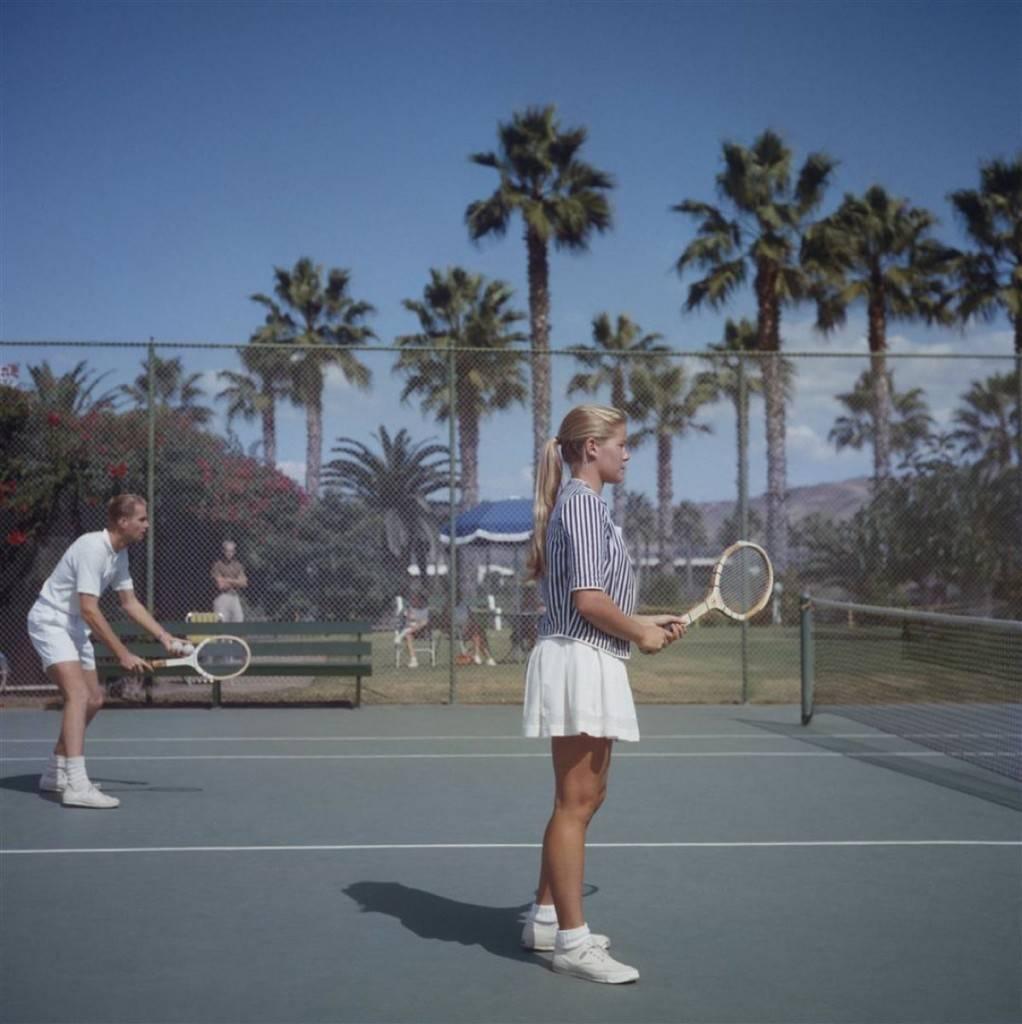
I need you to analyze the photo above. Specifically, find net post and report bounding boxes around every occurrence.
[738,352,750,703]
[800,592,814,725]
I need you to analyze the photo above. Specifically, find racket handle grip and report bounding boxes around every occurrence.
[150,659,167,669]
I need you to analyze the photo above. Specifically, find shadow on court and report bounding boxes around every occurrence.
[744,719,1022,812]
[343,881,545,966]
[0,774,204,797]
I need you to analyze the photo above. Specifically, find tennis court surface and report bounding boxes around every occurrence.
[2,704,1020,1024]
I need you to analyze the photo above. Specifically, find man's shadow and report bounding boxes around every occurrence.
[343,881,599,967]
[0,774,202,797]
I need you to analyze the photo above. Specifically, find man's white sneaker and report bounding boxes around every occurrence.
[485,657,496,667]
[62,784,119,809]
[407,657,418,668]
[552,938,639,984]
[521,920,609,952]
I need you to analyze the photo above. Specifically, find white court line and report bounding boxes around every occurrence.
[3,751,1019,762]
[0,732,1014,743]
[2,840,1019,856]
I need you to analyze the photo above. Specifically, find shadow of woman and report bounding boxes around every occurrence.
[342,881,541,966]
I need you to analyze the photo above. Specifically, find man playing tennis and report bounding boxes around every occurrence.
[26,494,190,808]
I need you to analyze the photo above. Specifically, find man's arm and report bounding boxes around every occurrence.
[116,590,183,650]
[78,593,151,673]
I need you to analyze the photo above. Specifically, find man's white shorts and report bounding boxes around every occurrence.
[27,604,96,671]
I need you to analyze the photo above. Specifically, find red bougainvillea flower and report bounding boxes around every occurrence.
[7,530,29,546]
[47,412,62,427]
[107,462,128,480]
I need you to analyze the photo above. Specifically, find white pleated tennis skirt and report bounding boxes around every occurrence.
[523,636,639,742]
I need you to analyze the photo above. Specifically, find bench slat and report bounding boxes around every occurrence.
[110,621,371,637]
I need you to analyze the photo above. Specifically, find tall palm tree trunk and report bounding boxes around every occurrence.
[756,268,788,570]
[526,227,552,472]
[260,388,277,468]
[306,392,323,496]
[611,374,627,525]
[458,403,480,511]
[656,431,673,565]
[868,293,893,484]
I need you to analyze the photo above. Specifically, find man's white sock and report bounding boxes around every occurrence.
[66,756,89,791]
[46,753,66,776]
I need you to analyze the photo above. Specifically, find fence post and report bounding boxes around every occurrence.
[145,340,156,614]
[447,341,458,706]
[738,352,750,702]
[800,592,814,725]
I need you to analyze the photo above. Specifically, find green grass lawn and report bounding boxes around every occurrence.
[234,624,803,706]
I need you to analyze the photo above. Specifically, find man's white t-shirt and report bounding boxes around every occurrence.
[35,530,134,621]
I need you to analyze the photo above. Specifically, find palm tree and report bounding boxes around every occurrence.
[251,258,376,496]
[626,359,713,564]
[216,343,293,468]
[567,312,667,524]
[466,105,614,471]
[950,372,1019,478]
[323,426,452,585]
[949,155,1022,354]
[829,370,935,465]
[673,500,708,596]
[396,267,528,510]
[28,361,120,416]
[949,156,1022,538]
[621,489,656,593]
[120,352,213,425]
[674,130,836,568]
[802,186,952,482]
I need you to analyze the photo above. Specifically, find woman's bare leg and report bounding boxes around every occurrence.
[535,735,613,930]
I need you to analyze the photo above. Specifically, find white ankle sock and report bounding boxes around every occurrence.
[555,924,590,951]
[531,903,558,925]
[66,757,89,791]
[46,753,66,775]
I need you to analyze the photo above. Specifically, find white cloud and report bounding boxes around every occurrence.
[277,461,306,485]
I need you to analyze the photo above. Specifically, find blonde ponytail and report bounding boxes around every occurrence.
[525,404,627,580]
[526,437,563,580]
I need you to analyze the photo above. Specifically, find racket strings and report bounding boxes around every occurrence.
[196,638,249,677]
[718,547,771,614]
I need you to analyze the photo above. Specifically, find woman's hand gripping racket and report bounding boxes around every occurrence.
[679,541,774,626]
[151,635,251,680]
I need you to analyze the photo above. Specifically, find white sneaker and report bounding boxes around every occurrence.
[407,657,418,668]
[473,653,482,665]
[485,657,496,667]
[39,770,67,793]
[42,772,101,794]
[552,938,639,984]
[62,784,120,809]
[521,919,610,952]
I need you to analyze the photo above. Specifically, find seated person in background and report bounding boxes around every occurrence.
[395,591,429,668]
[456,602,496,667]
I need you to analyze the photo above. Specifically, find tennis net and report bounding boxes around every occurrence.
[800,597,1022,782]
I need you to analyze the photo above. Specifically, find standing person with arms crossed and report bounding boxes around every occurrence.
[211,539,247,622]
[26,494,191,809]
[520,405,686,984]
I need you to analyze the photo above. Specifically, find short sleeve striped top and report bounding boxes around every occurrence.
[537,478,636,659]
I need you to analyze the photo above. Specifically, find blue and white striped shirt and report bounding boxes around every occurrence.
[537,478,636,659]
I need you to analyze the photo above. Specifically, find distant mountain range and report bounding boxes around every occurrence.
[691,476,873,545]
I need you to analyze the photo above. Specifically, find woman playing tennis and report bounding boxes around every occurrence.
[520,405,686,983]
[26,494,190,809]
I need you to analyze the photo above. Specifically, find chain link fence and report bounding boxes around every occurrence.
[1,340,1018,707]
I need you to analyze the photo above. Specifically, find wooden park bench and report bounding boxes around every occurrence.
[95,619,373,707]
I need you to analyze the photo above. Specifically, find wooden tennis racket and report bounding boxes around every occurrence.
[679,541,774,625]
[151,635,251,680]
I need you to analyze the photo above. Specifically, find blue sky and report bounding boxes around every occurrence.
[2,0,1018,503]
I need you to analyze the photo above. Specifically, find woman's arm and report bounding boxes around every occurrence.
[573,591,684,654]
